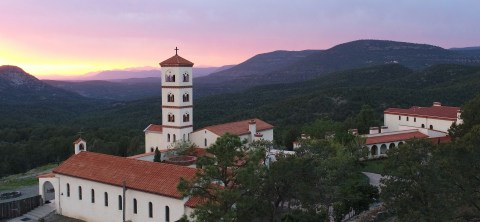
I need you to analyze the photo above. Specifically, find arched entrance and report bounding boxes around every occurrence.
[389,143,396,149]
[371,145,378,156]
[380,144,387,154]
[42,181,55,203]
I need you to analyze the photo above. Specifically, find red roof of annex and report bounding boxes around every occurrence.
[194,118,274,136]
[53,152,196,199]
[384,104,460,121]
[365,131,428,145]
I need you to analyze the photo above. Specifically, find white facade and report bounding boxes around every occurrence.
[144,129,163,153]
[384,114,456,133]
[190,128,274,148]
[39,175,190,222]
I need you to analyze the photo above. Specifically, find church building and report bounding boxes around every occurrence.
[144,49,274,155]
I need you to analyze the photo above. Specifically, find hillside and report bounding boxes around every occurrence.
[0,65,99,126]
[195,40,480,94]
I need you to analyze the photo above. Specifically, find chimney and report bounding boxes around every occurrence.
[248,119,257,139]
[73,138,87,154]
[433,102,442,107]
[380,126,389,133]
[369,127,379,135]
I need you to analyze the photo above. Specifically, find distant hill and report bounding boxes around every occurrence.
[194,40,480,95]
[66,66,235,81]
[0,65,100,126]
[450,46,480,57]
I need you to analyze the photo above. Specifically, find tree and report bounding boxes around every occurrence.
[355,105,379,134]
[153,148,161,162]
[178,133,267,221]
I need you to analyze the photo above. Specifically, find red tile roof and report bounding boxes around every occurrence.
[159,54,194,67]
[384,105,460,121]
[184,196,205,208]
[144,124,163,132]
[53,152,196,199]
[37,172,55,178]
[365,131,428,145]
[194,118,274,136]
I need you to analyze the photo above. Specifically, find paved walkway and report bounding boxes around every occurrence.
[7,202,55,222]
[362,172,384,188]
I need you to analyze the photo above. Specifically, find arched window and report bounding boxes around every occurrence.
[91,189,95,203]
[167,133,171,142]
[183,113,190,122]
[78,186,82,200]
[150,147,154,152]
[133,198,137,214]
[406,117,409,121]
[398,142,404,146]
[149,202,153,218]
[430,125,433,130]
[204,138,207,147]
[173,134,176,142]
[183,93,190,102]
[165,74,176,82]
[183,73,189,82]
[168,113,175,122]
[79,144,84,151]
[380,144,387,154]
[167,93,174,102]
[389,143,396,149]
[104,192,108,206]
[398,116,401,120]
[67,183,70,197]
[421,124,425,128]
[165,206,170,222]
[118,195,122,210]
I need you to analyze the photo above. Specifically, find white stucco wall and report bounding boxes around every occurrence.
[384,114,456,133]
[190,129,219,148]
[56,175,187,222]
[145,131,164,153]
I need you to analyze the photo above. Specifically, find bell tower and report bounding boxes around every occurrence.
[159,47,194,144]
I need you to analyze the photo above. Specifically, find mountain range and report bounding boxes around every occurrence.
[42,40,480,100]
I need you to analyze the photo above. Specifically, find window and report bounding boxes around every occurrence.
[183,73,189,82]
[150,147,154,152]
[91,189,95,203]
[78,186,82,200]
[104,192,108,206]
[133,199,137,214]
[173,134,176,142]
[149,202,153,218]
[168,113,175,122]
[67,183,70,197]
[167,134,171,142]
[165,206,170,222]
[406,117,409,121]
[79,144,84,151]
[414,117,416,122]
[430,125,433,130]
[204,138,207,147]
[183,93,190,102]
[167,93,174,102]
[118,195,122,210]
[421,124,425,128]
[183,113,190,122]
[183,134,186,141]
[165,74,175,82]
[399,116,401,120]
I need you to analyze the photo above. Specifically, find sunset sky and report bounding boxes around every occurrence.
[0,0,479,79]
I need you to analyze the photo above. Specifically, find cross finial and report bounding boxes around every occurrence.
[174,47,179,55]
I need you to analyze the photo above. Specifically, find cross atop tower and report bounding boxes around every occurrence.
[174,47,179,55]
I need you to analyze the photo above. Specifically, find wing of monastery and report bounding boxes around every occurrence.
[35,50,275,222]
[362,102,461,158]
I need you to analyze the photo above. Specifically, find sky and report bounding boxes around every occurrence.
[0,0,479,78]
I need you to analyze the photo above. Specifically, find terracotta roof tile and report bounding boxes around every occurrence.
[184,196,205,208]
[37,172,55,178]
[53,152,196,198]
[159,55,194,67]
[194,118,274,136]
[365,131,428,145]
[73,138,85,144]
[385,105,460,120]
[144,124,163,132]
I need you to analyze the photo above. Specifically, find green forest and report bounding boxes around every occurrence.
[1,64,480,178]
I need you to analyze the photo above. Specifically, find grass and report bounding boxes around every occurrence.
[360,158,387,175]
[0,163,56,191]
[0,177,38,191]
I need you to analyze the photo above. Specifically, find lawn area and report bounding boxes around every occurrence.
[0,177,38,191]
[360,158,387,175]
